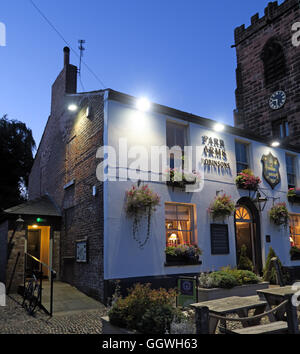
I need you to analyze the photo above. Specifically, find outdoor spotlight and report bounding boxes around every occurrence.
[136,97,151,112]
[213,123,225,132]
[271,141,280,148]
[16,215,24,231]
[68,104,78,112]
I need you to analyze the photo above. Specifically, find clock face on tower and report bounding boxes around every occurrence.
[269,91,286,110]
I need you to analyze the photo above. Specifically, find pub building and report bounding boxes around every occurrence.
[0,47,299,303]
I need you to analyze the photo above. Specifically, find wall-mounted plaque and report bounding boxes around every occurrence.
[261,152,281,189]
[76,239,88,263]
[210,224,229,255]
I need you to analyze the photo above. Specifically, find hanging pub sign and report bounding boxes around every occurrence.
[261,152,281,189]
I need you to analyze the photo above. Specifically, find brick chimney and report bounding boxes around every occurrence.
[51,47,78,114]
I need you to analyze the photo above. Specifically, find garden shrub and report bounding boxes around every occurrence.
[108,283,179,334]
[238,245,254,272]
[198,268,259,289]
[263,247,288,285]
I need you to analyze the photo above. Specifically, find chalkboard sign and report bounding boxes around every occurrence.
[210,224,229,255]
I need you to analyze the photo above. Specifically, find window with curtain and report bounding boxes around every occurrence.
[235,141,249,174]
[286,154,296,189]
[290,214,300,249]
[165,203,195,246]
[166,122,187,169]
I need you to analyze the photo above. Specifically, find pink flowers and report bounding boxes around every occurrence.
[235,169,261,191]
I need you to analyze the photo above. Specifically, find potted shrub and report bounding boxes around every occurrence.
[125,184,160,249]
[288,188,300,203]
[290,246,300,261]
[165,244,202,265]
[166,169,201,190]
[235,169,261,191]
[208,193,235,220]
[269,202,289,226]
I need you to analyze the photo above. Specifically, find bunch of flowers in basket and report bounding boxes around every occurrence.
[165,244,202,259]
[208,193,236,219]
[125,184,160,249]
[269,202,289,226]
[166,168,202,189]
[235,169,261,191]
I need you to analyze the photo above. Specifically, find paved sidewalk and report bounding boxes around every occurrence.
[0,282,108,334]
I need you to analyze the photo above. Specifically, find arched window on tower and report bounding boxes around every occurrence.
[262,39,286,85]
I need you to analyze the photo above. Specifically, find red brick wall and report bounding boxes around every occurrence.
[234,0,300,146]
[28,60,105,301]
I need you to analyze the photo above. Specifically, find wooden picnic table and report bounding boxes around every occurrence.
[257,286,299,322]
[190,296,267,334]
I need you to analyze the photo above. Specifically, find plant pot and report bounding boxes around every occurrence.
[236,183,258,191]
[288,196,300,204]
[165,254,201,266]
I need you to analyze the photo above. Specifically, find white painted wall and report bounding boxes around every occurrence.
[104,99,300,280]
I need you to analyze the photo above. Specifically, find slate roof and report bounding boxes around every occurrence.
[3,195,61,217]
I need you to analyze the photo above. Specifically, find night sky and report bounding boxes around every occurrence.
[0,0,285,148]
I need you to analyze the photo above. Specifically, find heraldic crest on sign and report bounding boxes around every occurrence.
[261,152,281,189]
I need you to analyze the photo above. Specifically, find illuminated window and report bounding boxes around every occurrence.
[165,203,195,246]
[235,206,252,223]
[290,214,300,249]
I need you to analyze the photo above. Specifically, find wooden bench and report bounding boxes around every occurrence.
[227,321,288,335]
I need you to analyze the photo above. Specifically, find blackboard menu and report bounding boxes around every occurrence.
[210,224,229,255]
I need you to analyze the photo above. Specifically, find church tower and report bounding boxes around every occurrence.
[234,0,300,147]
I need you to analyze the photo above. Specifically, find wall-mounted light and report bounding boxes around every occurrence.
[16,215,24,231]
[271,141,280,148]
[68,104,78,112]
[213,123,225,132]
[136,97,151,112]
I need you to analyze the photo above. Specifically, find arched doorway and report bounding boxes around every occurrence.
[235,198,262,274]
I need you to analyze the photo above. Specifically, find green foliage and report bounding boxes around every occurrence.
[208,193,235,219]
[269,203,289,226]
[108,283,179,334]
[263,247,285,284]
[238,245,254,271]
[0,115,36,210]
[198,268,259,289]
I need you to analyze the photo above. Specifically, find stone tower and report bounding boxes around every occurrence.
[234,0,300,147]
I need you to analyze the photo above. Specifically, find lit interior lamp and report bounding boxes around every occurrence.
[32,225,38,229]
[68,104,78,112]
[213,123,225,132]
[136,97,151,112]
[271,141,280,148]
[290,237,294,245]
[169,233,178,245]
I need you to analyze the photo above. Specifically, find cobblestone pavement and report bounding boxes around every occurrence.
[0,295,108,334]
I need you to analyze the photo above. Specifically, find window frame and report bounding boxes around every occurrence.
[166,120,188,170]
[235,140,250,175]
[286,153,297,189]
[289,213,300,250]
[165,202,197,247]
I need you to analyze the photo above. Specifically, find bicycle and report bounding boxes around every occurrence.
[22,273,42,316]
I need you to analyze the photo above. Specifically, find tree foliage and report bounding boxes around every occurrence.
[0,115,36,210]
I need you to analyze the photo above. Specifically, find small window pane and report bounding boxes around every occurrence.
[290,215,300,249]
[235,142,249,174]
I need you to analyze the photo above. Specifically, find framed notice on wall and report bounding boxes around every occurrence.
[76,239,88,263]
[210,224,229,255]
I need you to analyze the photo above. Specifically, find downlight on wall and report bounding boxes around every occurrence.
[213,123,225,132]
[68,104,78,112]
[271,141,280,148]
[136,97,151,112]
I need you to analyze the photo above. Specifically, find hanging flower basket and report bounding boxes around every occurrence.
[166,169,201,190]
[269,202,289,226]
[125,184,160,249]
[287,188,300,204]
[208,194,236,219]
[235,169,261,191]
[165,244,202,265]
